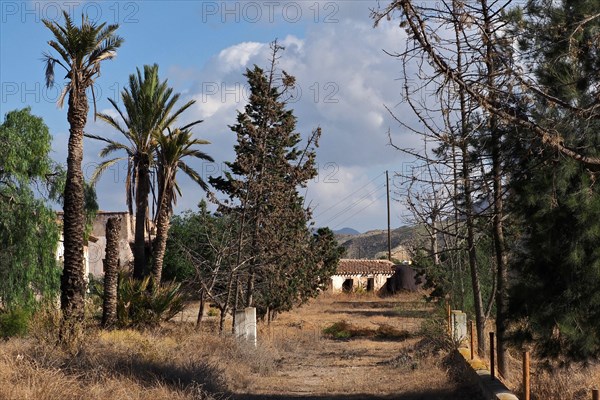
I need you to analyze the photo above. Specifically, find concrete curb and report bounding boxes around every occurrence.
[456,346,519,400]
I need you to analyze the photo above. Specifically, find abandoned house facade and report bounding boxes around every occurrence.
[330,259,395,293]
[56,211,135,277]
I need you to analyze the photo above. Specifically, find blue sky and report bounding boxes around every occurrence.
[1,1,421,233]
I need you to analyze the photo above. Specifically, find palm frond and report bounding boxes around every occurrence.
[89,158,124,186]
[180,119,204,131]
[57,85,69,108]
[178,162,209,192]
[43,55,56,88]
[95,111,128,136]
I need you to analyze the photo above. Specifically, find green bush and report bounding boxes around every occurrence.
[323,321,353,339]
[116,272,186,328]
[207,307,218,317]
[323,320,413,341]
[0,308,31,338]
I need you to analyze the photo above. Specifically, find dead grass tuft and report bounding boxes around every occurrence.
[499,351,600,400]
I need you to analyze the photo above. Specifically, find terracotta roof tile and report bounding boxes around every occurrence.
[336,259,395,275]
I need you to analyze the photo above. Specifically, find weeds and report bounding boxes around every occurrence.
[322,320,412,341]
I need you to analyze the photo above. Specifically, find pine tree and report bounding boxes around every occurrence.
[509,0,600,360]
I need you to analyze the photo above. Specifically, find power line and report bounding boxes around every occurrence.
[321,183,386,226]
[333,191,388,230]
[314,171,385,218]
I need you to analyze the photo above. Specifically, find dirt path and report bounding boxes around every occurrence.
[229,293,481,400]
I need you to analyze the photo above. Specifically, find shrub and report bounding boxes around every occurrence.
[116,272,186,328]
[323,321,353,339]
[0,308,30,338]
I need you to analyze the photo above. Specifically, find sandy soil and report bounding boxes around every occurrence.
[224,292,481,400]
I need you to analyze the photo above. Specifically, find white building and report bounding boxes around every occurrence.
[330,259,395,293]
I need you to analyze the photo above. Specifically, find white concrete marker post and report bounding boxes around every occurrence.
[451,310,467,343]
[245,307,257,347]
[234,309,246,339]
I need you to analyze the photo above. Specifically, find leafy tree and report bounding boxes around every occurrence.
[43,11,123,339]
[509,0,600,361]
[0,108,62,310]
[163,201,242,331]
[87,64,200,279]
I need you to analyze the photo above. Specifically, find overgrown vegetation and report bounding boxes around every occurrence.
[322,320,412,341]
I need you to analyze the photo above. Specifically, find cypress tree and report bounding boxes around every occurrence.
[211,42,333,317]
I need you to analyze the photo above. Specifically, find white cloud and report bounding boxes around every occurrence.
[217,42,265,73]
[89,3,420,232]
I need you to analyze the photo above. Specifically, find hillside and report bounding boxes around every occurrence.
[336,225,420,260]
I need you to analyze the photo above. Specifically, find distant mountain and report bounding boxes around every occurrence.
[336,225,420,260]
[333,227,360,235]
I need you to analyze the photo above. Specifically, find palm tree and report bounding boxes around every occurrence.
[86,64,200,279]
[43,11,123,339]
[152,128,213,286]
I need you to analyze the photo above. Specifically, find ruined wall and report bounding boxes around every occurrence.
[330,273,393,293]
[87,212,134,277]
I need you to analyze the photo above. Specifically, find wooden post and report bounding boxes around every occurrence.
[470,320,475,359]
[490,332,495,381]
[592,389,599,400]
[447,301,451,333]
[386,170,391,261]
[523,351,530,400]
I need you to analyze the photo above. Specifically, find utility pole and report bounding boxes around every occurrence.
[386,170,391,261]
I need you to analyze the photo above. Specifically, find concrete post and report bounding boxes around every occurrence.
[245,307,257,347]
[451,310,467,343]
[234,309,246,338]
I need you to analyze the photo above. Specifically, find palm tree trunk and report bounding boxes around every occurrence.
[151,190,171,287]
[133,159,150,279]
[59,87,89,342]
[102,217,120,328]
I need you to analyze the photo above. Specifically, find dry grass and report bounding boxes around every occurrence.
[0,291,481,399]
[496,350,600,400]
[0,311,283,400]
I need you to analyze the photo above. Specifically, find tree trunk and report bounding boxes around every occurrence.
[102,217,120,328]
[231,276,240,334]
[219,307,226,333]
[196,288,205,330]
[133,158,151,279]
[480,0,509,375]
[462,141,486,355]
[451,2,486,353]
[59,87,89,342]
[246,270,255,307]
[151,186,171,287]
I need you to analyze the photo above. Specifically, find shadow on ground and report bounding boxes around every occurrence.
[233,388,481,400]
[331,301,429,309]
[326,309,432,319]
